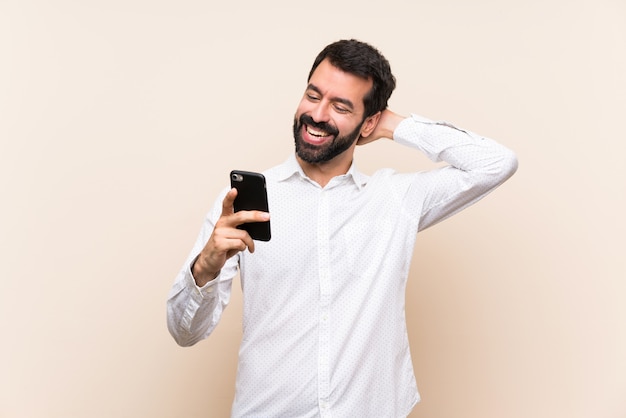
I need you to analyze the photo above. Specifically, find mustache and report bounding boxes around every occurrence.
[299,114,339,137]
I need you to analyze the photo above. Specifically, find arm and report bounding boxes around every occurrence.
[360,109,518,230]
[192,187,269,286]
[394,113,518,230]
[166,188,270,346]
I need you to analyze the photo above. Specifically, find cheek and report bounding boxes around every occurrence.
[295,98,311,117]
[338,119,360,135]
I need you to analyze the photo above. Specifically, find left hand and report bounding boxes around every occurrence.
[357,109,405,145]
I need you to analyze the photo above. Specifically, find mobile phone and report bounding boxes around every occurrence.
[230,170,271,241]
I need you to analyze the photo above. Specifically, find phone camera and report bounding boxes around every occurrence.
[231,173,244,182]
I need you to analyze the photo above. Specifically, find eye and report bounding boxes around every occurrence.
[333,104,350,114]
[306,93,320,102]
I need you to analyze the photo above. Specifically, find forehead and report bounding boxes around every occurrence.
[308,59,372,110]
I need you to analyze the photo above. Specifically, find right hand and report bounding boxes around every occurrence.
[192,188,270,286]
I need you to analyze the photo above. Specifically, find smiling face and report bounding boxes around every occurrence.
[293,59,376,164]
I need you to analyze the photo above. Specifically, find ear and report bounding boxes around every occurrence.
[359,111,382,138]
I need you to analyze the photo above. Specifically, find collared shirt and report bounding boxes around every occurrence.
[167,114,518,418]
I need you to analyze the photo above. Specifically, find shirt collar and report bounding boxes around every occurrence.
[277,153,368,190]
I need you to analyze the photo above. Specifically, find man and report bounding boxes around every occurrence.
[167,39,518,417]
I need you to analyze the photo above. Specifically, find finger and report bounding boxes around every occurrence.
[214,225,257,251]
[221,188,238,216]
[221,233,255,256]
[231,209,270,227]
[241,233,255,254]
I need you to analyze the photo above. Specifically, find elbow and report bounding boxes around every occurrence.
[168,323,201,348]
[477,147,518,189]
[501,148,519,180]
[167,311,201,348]
[175,338,199,348]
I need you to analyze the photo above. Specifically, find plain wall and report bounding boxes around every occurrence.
[1,0,625,417]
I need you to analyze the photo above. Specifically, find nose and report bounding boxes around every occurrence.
[310,101,330,123]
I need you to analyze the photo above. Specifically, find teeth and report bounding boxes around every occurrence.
[307,126,329,137]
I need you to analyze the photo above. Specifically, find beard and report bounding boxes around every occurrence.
[293,113,364,164]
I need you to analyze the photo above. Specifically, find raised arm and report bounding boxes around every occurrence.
[363,111,518,231]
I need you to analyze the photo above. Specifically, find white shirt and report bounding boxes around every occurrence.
[167,114,518,418]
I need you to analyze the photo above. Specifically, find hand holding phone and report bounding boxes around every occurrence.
[230,170,271,241]
[192,186,268,287]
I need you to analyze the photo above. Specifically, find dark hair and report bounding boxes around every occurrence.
[307,39,396,118]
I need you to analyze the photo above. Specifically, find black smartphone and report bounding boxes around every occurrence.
[230,170,271,241]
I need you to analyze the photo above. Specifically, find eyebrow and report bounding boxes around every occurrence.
[307,83,355,111]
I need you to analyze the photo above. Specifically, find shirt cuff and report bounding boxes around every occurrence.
[187,254,220,299]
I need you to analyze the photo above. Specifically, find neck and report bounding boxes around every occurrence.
[296,154,353,188]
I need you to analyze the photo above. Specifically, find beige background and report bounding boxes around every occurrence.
[1,0,625,417]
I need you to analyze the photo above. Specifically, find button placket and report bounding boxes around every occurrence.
[317,189,332,415]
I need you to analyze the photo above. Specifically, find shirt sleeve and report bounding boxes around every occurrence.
[166,189,240,347]
[393,114,518,231]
